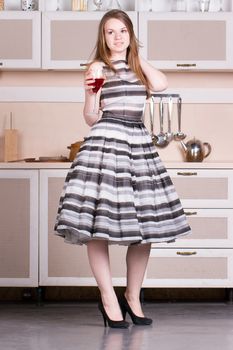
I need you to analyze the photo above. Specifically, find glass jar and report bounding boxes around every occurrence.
[72,0,88,11]
[198,0,210,12]
[107,0,121,10]
[21,0,37,11]
[172,0,187,11]
[45,0,59,11]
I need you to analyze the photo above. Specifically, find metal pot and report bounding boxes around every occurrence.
[67,141,83,161]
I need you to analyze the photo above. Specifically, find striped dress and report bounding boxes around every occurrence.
[54,60,191,245]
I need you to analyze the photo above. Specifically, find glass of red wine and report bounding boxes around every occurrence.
[90,66,105,113]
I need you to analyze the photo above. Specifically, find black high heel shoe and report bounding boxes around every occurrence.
[98,300,129,329]
[120,295,153,326]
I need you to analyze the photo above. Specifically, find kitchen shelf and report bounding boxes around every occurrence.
[40,0,135,11]
[137,0,233,12]
[2,0,233,12]
[3,0,40,10]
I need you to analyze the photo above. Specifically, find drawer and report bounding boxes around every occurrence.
[144,248,233,287]
[168,169,233,208]
[155,209,233,248]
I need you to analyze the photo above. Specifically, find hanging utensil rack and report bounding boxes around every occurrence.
[148,93,185,147]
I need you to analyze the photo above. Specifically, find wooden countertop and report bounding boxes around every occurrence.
[1,162,233,169]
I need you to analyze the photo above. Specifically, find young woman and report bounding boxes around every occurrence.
[55,10,191,329]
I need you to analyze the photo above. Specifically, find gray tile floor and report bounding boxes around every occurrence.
[0,302,233,350]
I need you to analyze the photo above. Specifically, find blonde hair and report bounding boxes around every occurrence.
[91,10,150,96]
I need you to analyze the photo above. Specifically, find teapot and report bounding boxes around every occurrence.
[180,137,211,162]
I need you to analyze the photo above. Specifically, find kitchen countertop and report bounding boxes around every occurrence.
[1,162,233,169]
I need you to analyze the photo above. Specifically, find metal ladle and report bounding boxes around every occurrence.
[154,98,169,148]
[165,96,173,142]
[149,96,157,144]
[149,95,154,133]
[174,97,186,141]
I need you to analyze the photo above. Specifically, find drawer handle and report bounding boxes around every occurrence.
[184,211,197,216]
[177,172,197,176]
[176,63,197,67]
[176,251,197,256]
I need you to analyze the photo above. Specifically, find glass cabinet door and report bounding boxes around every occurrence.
[42,11,137,69]
[139,12,233,71]
[39,169,127,286]
[0,170,38,286]
[0,11,41,69]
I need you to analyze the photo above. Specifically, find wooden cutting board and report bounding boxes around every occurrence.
[4,129,18,162]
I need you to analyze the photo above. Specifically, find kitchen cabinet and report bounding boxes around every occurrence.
[42,11,137,69]
[0,11,41,69]
[1,163,233,292]
[144,167,233,288]
[39,169,127,286]
[2,1,233,71]
[0,170,38,287]
[139,12,233,71]
[38,165,233,290]
[146,249,233,288]
[169,169,233,208]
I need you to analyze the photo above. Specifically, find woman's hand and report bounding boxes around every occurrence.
[84,62,105,94]
[83,62,104,126]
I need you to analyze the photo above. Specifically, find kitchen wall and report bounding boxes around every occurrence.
[0,70,233,162]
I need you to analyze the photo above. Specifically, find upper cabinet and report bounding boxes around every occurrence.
[0,11,41,69]
[42,11,104,70]
[1,0,233,70]
[42,11,137,70]
[138,12,233,71]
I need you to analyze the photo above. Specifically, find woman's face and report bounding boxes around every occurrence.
[104,18,130,60]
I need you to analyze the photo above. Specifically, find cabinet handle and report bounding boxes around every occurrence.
[0,62,3,66]
[176,251,197,256]
[176,63,197,67]
[184,211,197,216]
[177,172,197,176]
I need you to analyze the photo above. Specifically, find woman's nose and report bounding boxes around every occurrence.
[115,32,122,39]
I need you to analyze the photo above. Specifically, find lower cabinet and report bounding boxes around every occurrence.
[39,167,233,288]
[39,169,128,286]
[0,170,38,287]
[144,167,233,288]
[1,166,233,289]
[145,248,233,287]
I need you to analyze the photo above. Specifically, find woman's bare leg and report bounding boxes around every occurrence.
[125,243,151,317]
[87,239,123,320]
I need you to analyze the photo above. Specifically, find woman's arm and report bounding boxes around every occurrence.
[83,62,103,126]
[139,56,168,92]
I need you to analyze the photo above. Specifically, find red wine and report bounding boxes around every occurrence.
[92,78,104,93]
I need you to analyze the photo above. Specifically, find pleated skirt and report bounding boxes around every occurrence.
[54,114,191,245]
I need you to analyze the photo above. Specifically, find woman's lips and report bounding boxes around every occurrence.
[114,42,123,46]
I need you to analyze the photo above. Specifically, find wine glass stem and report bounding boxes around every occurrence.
[93,94,97,113]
